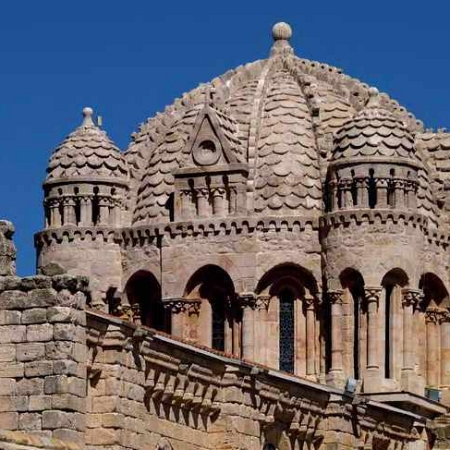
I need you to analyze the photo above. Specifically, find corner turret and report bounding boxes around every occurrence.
[36,108,128,310]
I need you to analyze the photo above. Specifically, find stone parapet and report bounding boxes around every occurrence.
[0,430,80,450]
[0,274,89,447]
[85,310,429,450]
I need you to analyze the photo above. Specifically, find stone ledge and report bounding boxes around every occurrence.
[0,276,89,295]
[35,216,321,248]
[320,209,427,228]
[0,430,80,450]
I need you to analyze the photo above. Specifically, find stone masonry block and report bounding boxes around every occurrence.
[0,345,15,362]
[28,395,52,411]
[18,412,42,431]
[26,323,53,342]
[28,288,57,307]
[52,360,78,376]
[51,394,85,412]
[0,290,28,309]
[0,310,21,325]
[24,361,54,378]
[53,323,77,341]
[0,363,24,378]
[46,307,74,323]
[0,396,27,412]
[0,325,26,343]
[52,428,84,445]
[42,410,84,430]
[21,308,47,324]
[45,341,74,360]
[16,343,45,362]
[0,412,18,430]
[16,378,44,396]
[0,379,16,396]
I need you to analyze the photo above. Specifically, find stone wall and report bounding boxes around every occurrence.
[85,311,429,450]
[0,274,89,446]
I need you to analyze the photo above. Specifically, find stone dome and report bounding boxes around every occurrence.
[46,107,129,184]
[331,88,419,165]
[127,24,424,225]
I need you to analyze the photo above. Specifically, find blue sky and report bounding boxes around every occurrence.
[2,0,450,275]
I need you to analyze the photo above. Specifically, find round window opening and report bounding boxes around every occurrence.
[193,139,220,166]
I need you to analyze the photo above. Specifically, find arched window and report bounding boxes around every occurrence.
[256,264,319,377]
[184,265,239,354]
[340,269,365,379]
[279,288,295,373]
[419,273,450,387]
[368,168,377,208]
[381,269,408,379]
[125,271,169,332]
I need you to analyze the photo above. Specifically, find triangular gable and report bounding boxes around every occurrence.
[186,105,238,167]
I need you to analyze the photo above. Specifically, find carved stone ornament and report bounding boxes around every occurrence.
[401,288,424,308]
[238,293,271,310]
[425,307,445,324]
[328,290,343,305]
[193,137,221,166]
[163,298,201,315]
[364,287,382,305]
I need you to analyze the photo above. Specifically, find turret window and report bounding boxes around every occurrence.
[279,288,295,373]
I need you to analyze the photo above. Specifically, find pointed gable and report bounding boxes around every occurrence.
[185,103,244,169]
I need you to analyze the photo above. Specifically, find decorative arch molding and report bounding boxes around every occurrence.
[169,256,243,300]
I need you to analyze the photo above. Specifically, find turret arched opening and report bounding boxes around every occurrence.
[419,273,450,387]
[184,265,240,354]
[125,270,169,333]
[339,268,365,380]
[381,268,409,380]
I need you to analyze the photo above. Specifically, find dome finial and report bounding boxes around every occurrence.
[366,87,381,108]
[272,22,292,41]
[270,22,294,57]
[82,107,95,127]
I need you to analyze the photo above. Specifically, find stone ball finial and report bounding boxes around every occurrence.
[272,22,292,41]
[368,87,379,98]
[82,107,95,127]
[366,87,381,108]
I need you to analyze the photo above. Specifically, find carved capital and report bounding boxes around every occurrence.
[439,310,450,324]
[196,188,209,198]
[376,178,389,188]
[425,307,445,324]
[163,298,201,315]
[364,287,382,305]
[328,290,343,305]
[304,294,320,309]
[237,293,270,310]
[211,187,226,197]
[401,288,423,308]
[339,178,353,190]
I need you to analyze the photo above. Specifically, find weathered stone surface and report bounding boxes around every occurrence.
[2,20,450,450]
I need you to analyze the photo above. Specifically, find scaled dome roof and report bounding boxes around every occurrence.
[46,108,129,184]
[331,88,419,165]
[126,23,425,225]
